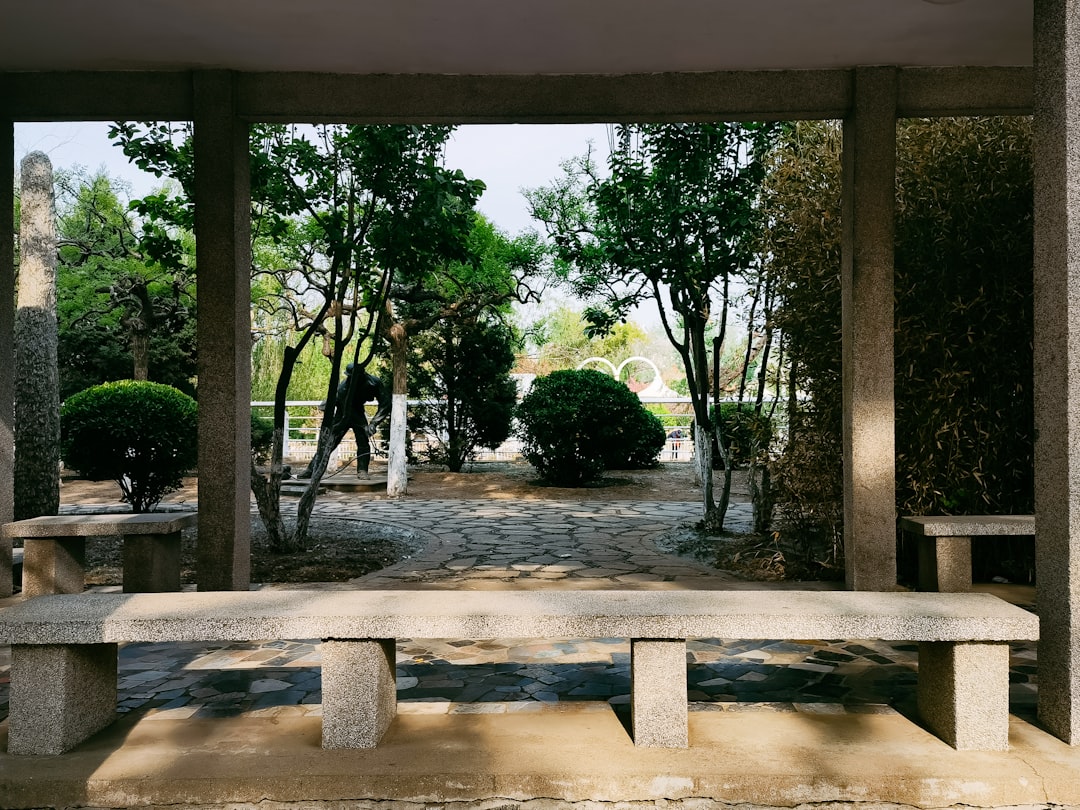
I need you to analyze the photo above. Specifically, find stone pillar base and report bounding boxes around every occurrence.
[321,638,397,748]
[631,638,688,748]
[123,531,182,592]
[917,641,1009,750]
[918,535,972,592]
[8,643,118,756]
[22,537,84,597]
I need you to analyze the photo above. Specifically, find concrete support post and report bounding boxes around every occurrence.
[321,639,397,748]
[917,535,972,593]
[0,116,13,598]
[8,643,118,756]
[631,638,688,748]
[1034,0,1080,744]
[841,66,898,591]
[193,71,252,591]
[122,532,182,593]
[917,641,1009,751]
[22,537,85,597]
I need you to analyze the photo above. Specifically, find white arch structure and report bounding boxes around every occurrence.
[576,356,679,399]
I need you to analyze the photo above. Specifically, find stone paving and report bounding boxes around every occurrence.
[0,494,1040,729]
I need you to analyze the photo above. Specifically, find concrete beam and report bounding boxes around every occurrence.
[1,66,1033,124]
[841,66,898,592]
[1,71,194,121]
[0,116,13,598]
[193,71,251,591]
[1034,0,1080,745]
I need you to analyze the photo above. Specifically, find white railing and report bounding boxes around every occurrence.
[251,399,698,465]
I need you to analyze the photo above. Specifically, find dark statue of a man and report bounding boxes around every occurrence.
[297,363,391,479]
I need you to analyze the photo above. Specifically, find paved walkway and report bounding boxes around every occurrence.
[0,495,1039,729]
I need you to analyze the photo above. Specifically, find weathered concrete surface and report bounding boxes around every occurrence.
[0,590,1040,646]
[1,512,197,538]
[900,515,1036,537]
[7,642,117,756]
[322,638,397,748]
[631,638,687,747]
[3,708,1080,809]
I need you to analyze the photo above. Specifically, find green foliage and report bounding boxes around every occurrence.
[525,305,648,373]
[516,369,665,486]
[54,171,196,398]
[251,411,275,465]
[764,117,1034,578]
[526,124,778,525]
[716,402,773,467]
[410,319,519,471]
[60,381,198,512]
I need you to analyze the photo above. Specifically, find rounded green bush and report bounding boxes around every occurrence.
[60,380,198,512]
[515,369,666,486]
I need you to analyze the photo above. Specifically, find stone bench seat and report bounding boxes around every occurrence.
[0,589,1038,756]
[899,515,1035,592]
[1,513,197,597]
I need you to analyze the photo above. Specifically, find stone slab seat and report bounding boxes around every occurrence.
[0,589,1038,756]
[1,513,198,596]
[900,515,1035,593]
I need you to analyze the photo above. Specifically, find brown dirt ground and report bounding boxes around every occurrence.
[57,462,766,586]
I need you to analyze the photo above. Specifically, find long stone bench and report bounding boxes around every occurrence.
[899,515,1035,592]
[1,512,197,596]
[0,589,1038,756]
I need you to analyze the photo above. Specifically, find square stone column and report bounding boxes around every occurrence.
[841,66,898,592]
[8,643,119,756]
[631,638,688,748]
[0,117,13,598]
[917,641,1010,750]
[321,639,397,748]
[1034,0,1080,744]
[194,71,252,591]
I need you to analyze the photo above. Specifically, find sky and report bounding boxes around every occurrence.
[13,121,612,237]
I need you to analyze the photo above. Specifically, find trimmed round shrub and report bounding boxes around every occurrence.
[61,380,198,512]
[515,369,666,486]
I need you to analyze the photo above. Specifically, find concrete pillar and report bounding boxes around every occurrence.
[841,66,898,592]
[321,639,397,748]
[1034,0,1080,744]
[917,641,1010,751]
[0,117,13,598]
[8,643,118,756]
[631,638,688,748]
[193,71,252,591]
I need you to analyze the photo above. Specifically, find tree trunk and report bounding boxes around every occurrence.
[387,322,409,496]
[14,152,60,521]
[131,327,150,381]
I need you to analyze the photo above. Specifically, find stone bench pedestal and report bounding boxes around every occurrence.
[2,512,197,596]
[0,589,1039,756]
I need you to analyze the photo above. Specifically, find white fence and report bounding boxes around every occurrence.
[251,399,697,466]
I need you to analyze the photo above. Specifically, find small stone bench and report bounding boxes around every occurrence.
[0,513,197,597]
[0,589,1038,756]
[899,515,1035,592]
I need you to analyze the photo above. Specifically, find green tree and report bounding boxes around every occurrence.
[54,171,196,399]
[527,123,777,530]
[764,117,1034,577]
[524,304,648,374]
[382,213,543,488]
[410,318,518,472]
[113,123,486,550]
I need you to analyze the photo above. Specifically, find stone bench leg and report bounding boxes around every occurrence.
[631,638,688,748]
[321,638,397,749]
[917,535,972,592]
[917,641,1009,750]
[22,537,86,597]
[8,643,118,756]
[123,531,182,592]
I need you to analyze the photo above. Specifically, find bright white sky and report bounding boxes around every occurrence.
[13,121,612,237]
